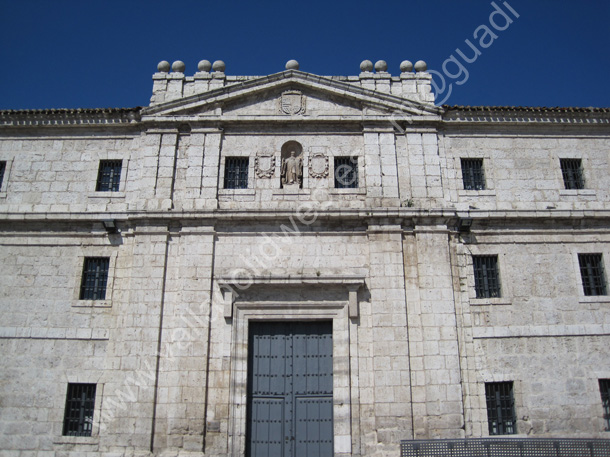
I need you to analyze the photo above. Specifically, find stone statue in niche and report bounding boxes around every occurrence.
[281,151,303,186]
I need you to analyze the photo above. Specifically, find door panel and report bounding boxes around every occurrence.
[247,321,333,457]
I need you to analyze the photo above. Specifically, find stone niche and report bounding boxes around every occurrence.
[280,140,303,189]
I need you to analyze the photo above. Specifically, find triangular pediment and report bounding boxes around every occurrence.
[141,70,441,120]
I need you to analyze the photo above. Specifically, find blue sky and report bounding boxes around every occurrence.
[0,0,608,109]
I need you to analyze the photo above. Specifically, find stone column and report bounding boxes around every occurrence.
[360,222,412,456]
[153,224,215,452]
[404,224,465,439]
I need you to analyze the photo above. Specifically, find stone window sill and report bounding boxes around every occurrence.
[0,192,6,199]
[470,298,512,306]
[559,189,596,197]
[72,300,112,308]
[53,436,99,445]
[458,190,496,197]
[330,188,366,195]
[88,191,126,198]
[219,189,256,196]
[579,295,610,304]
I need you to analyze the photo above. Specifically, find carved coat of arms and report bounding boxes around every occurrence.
[309,152,329,178]
[280,90,305,115]
[254,153,275,178]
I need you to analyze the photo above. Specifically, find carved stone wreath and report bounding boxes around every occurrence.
[308,152,329,178]
[254,154,275,178]
[279,90,306,115]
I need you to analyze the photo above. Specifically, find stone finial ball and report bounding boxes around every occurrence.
[157,61,171,73]
[285,59,300,70]
[400,60,413,73]
[198,60,212,72]
[212,60,226,72]
[414,60,428,72]
[172,60,185,72]
[360,60,373,72]
[374,60,388,72]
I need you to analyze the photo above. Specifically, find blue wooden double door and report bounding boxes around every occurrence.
[246,321,333,457]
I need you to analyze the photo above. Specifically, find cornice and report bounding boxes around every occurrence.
[442,105,610,125]
[0,107,141,127]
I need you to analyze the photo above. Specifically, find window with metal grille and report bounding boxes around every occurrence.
[0,161,6,189]
[224,157,249,189]
[600,379,610,431]
[560,158,585,189]
[473,255,501,298]
[461,158,486,190]
[80,257,110,300]
[63,383,96,436]
[578,253,607,296]
[485,381,516,435]
[96,160,122,192]
[334,157,358,188]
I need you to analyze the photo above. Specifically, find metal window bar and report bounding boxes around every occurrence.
[461,158,486,190]
[473,255,501,298]
[334,157,358,188]
[579,253,607,296]
[485,382,517,435]
[0,161,5,189]
[560,158,585,190]
[224,157,249,189]
[80,257,110,300]
[96,160,122,192]
[401,438,610,457]
[601,379,610,431]
[63,383,96,437]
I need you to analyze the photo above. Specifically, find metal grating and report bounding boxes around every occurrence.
[560,158,585,190]
[0,160,5,189]
[63,383,96,436]
[401,438,610,457]
[485,382,516,435]
[473,255,501,298]
[80,257,110,300]
[601,379,610,431]
[96,159,122,191]
[334,157,358,188]
[224,157,249,189]
[578,253,607,296]
[461,158,486,190]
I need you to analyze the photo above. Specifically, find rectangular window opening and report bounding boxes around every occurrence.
[0,161,6,189]
[224,157,249,189]
[600,379,610,431]
[80,257,110,300]
[485,381,517,435]
[473,255,501,298]
[578,253,607,296]
[461,158,486,190]
[334,157,358,188]
[96,160,122,192]
[63,383,96,437]
[560,158,585,190]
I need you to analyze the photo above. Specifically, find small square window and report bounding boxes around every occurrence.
[96,160,122,192]
[485,381,517,435]
[578,253,607,296]
[600,379,610,431]
[0,161,6,189]
[473,255,501,298]
[224,157,249,189]
[80,257,110,300]
[334,157,358,188]
[63,383,96,437]
[560,158,585,190]
[461,158,486,190]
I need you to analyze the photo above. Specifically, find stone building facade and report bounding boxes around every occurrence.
[0,59,609,457]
